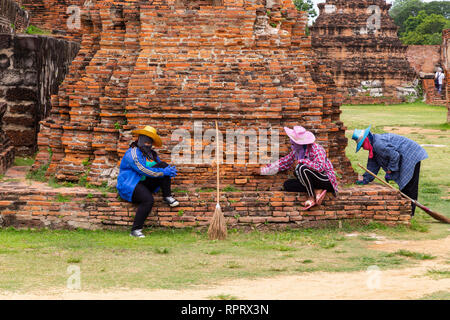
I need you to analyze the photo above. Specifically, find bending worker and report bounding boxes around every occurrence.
[352,126,428,216]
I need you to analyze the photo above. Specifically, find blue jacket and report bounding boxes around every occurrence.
[116,147,165,202]
[363,133,428,190]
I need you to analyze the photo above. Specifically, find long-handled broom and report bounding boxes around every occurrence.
[208,121,227,240]
[358,163,450,224]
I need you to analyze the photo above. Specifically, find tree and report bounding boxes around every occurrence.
[390,0,450,34]
[293,0,317,20]
[400,10,450,45]
[390,0,425,34]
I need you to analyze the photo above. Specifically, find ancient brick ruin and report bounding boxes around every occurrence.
[18,0,84,42]
[33,0,357,189]
[0,0,80,156]
[310,0,418,105]
[0,102,14,174]
[0,0,412,230]
[0,0,29,33]
[444,29,450,122]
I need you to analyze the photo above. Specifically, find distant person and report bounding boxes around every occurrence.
[116,126,179,238]
[352,126,428,216]
[259,126,338,210]
[435,67,445,95]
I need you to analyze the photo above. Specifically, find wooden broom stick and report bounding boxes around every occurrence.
[207,121,227,240]
[358,163,450,224]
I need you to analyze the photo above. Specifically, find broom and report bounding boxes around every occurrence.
[358,163,450,224]
[208,121,228,240]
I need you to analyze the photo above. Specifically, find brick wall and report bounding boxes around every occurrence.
[406,45,441,75]
[32,0,358,192]
[0,180,412,230]
[0,103,14,174]
[310,0,418,104]
[0,0,29,33]
[18,0,84,42]
[0,34,79,155]
[443,29,450,122]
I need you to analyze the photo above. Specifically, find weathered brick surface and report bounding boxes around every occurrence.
[0,34,79,155]
[406,45,441,75]
[0,0,29,33]
[33,0,357,190]
[444,29,450,122]
[0,103,14,174]
[310,0,418,105]
[18,0,84,42]
[0,179,411,229]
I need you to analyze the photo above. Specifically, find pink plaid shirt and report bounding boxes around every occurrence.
[265,143,339,194]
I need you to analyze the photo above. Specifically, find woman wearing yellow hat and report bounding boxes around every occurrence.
[117,126,179,238]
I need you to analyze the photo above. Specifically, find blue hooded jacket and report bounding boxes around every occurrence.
[116,147,165,202]
[362,133,428,190]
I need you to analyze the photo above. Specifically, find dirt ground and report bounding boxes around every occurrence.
[1,235,449,300]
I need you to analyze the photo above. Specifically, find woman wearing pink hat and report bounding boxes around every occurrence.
[260,126,339,210]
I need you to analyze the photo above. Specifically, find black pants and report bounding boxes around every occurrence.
[131,162,171,231]
[283,164,334,198]
[401,162,421,216]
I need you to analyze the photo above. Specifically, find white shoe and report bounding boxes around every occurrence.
[164,196,179,207]
[130,229,145,238]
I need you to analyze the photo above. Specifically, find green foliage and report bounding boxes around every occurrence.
[293,0,317,19]
[390,0,450,44]
[25,25,51,35]
[56,194,71,203]
[400,10,450,45]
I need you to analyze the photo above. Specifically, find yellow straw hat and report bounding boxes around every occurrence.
[131,126,162,147]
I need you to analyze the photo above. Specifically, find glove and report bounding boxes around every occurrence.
[162,166,177,177]
[356,180,368,185]
[385,173,392,182]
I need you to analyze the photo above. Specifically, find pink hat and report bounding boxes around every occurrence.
[284,126,315,145]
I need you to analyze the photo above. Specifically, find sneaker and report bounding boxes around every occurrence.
[164,196,179,207]
[130,229,145,238]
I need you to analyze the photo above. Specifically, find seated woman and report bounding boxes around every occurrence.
[260,126,338,210]
[117,126,179,238]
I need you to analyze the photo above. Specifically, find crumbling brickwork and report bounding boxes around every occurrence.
[443,29,450,122]
[0,103,14,174]
[0,34,79,155]
[18,0,84,42]
[0,0,29,33]
[0,180,411,230]
[33,0,357,190]
[310,0,418,105]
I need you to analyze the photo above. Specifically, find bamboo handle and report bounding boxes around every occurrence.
[357,163,414,203]
[216,121,220,204]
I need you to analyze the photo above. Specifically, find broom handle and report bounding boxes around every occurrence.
[357,163,415,203]
[357,163,450,224]
[216,121,220,204]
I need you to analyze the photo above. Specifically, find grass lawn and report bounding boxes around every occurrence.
[0,101,449,294]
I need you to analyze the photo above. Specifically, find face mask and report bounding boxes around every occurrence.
[362,138,373,159]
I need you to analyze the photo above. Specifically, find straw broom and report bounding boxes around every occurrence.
[208,121,227,240]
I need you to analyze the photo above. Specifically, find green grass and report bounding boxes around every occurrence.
[13,157,35,166]
[425,269,450,279]
[419,291,450,300]
[0,224,425,293]
[391,250,436,260]
[208,294,238,300]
